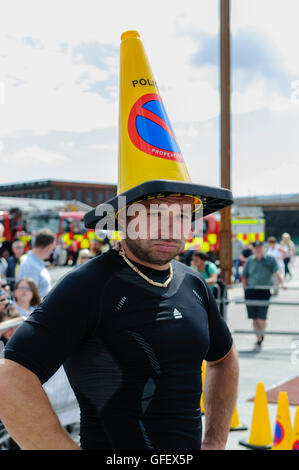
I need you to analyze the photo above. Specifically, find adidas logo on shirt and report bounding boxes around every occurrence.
[173,308,183,319]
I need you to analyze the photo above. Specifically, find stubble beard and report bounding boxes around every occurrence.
[124,238,184,266]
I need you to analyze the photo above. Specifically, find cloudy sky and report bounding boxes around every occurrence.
[0,0,298,197]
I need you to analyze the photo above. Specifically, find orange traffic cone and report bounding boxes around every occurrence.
[200,360,206,415]
[272,392,293,450]
[239,382,273,449]
[230,406,247,432]
[291,406,299,450]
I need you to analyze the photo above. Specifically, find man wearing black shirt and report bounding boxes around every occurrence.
[0,196,238,450]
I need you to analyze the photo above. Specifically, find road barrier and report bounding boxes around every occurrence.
[0,318,24,333]
[210,282,229,321]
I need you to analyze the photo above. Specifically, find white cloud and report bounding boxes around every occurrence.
[0,0,222,137]
[1,146,71,167]
[231,0,299,77]
[232,79,293,115]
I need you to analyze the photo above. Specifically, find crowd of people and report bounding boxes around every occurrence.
[0,224,110,347]
[182,232,296,350]
[232,232,296,283]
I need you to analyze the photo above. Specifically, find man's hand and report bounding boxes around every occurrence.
[275,270,287,290]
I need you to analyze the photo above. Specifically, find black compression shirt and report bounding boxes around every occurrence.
[5,249,233,450]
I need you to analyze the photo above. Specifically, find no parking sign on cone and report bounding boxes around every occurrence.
[291,406,299,450]
[272,392,293,450]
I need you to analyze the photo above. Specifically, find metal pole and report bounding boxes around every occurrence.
[219,0,232,284]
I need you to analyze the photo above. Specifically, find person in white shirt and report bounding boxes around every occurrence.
[280,232,296,279]
[16,229,55,299]
[266,236,287,294]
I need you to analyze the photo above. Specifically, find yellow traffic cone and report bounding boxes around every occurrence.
[239,382,273,449]
[291,406,299,450]
[230,406,247,432]
[200,360,206,415]
[119,31,190,195]
[272,392,293,450]
[84,30,233,230]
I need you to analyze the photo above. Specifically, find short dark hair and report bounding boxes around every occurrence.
[252,241,264,247]
[192,251,208,261]
[34,229,55,248]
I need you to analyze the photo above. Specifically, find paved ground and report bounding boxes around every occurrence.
[219,259,299,450]
[48,258,299,451]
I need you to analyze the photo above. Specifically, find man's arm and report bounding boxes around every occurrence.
[275,270,287,289]
[205,272,217,286]
[0,359,81,450]
[202,343,239,450]
[204,263,218,286]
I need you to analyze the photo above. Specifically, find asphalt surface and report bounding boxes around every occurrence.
[48,257,299,451]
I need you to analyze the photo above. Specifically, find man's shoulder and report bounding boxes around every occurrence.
[206,260,217,272]
[264,254,278,266]
[40,250,122,307]
[173,259,206,283]
[172,259,194,274]
[264,253,275,261]
[18,251,38,269]
[61,249,121,285]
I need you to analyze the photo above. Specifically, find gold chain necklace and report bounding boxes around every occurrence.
[118,247,173,288]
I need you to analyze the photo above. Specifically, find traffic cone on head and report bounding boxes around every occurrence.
[230,406,247,432]
[272,392,293,450]
[291,406,299,450]
[239,382,273,449]
[84,30,233,231]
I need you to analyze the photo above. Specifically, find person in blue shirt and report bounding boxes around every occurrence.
[16,229,55,299]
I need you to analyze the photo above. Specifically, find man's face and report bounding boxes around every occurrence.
[43,242,55,259]
[253,245,265,259]
[192,256,204,270]
[13,242,24,259]
[120,196,194,266]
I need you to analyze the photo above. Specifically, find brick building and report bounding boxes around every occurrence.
[0,179,117,207]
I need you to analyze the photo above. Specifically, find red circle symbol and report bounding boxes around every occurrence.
[292,439,299,450]
[273,421,285,446]
[128,93,183,162]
